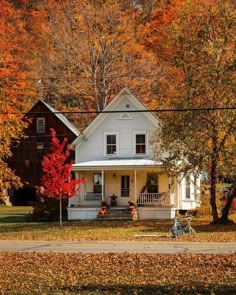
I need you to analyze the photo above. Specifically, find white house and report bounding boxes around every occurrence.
[68,88,201,220]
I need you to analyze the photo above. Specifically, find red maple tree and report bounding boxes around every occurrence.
[41,128,85,227]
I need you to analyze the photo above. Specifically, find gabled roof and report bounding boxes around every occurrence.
[72,87,160,147]
[27,100,80,137]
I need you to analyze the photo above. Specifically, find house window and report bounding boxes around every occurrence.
[37,117,45,133]
[105,132,119,156]
[121,175,130,197]
[93,173,102,193]
[186,176,191,199]
[134,132,147,155]
[147,173,158,193]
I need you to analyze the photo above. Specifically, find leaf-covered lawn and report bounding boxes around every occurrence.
[0,218,235,242]
[0,207,235,242]
[0,252,235,294]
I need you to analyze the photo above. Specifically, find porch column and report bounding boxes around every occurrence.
[168,176,173,205]
[134,170,137,202]
[102,170,104,200]
[69,171,79,206]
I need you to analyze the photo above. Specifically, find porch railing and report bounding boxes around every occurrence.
[84,192,102,201]
[137,192,170,206]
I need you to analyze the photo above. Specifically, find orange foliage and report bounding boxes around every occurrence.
[0,0,36,111]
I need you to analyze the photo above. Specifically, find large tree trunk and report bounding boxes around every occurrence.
[210,135,219,223]
[210,155,219,223]
[220,183,236,224]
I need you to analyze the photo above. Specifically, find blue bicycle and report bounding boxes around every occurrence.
[168,216,196,238]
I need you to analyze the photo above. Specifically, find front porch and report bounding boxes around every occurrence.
[68,159,199,220]
[68,191,176,220]
[70,159,175,208]
[69,191,174,207]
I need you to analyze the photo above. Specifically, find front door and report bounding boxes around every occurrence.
[120,175,130,206]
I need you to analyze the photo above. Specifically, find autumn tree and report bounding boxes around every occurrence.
[148,0,236,223]
[0,1,31,200]
[0,0,37,111]
[36,0,156,117]
[0,111,26,201]
[41,128,85,227]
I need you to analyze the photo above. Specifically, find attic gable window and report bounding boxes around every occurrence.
[37,117,45,133]
[105,132,119,156]
[118,113,132,120]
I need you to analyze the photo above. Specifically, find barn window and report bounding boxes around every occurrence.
[36,142,44,150]
[37,117,45,133]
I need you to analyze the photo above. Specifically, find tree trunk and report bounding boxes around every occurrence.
[220,183,236,224]
[59,197,62,228]
[210,135,219,223]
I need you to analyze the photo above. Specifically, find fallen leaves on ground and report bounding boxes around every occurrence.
[0,252,235,294]
[0,219,235,242]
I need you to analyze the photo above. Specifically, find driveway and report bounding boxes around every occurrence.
[0,240,235,254]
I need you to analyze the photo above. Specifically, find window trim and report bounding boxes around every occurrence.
[133,131,147,156]
[37,117,46,133]
[104,132,119,157]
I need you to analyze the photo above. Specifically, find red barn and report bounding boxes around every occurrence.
[7,100,80,205]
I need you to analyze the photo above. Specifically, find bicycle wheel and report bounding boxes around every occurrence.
[168,227,177,238]
[189,227,196,237]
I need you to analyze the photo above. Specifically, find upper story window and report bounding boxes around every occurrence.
[134,132,147,155]
[37,117,45,133]
[105,132,119,156]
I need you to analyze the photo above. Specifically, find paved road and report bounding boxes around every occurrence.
[0,240,235,254]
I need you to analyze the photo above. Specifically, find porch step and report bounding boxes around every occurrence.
[97,207,137,220]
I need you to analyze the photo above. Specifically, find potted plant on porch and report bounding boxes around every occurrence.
[128,199,135,206]
[101,199,107,206]
[110,194,117,206]
[128,199,136,215]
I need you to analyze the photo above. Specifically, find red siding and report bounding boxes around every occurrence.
[7,101,78,187]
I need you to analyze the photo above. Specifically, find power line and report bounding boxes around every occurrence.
[1,106,236,115]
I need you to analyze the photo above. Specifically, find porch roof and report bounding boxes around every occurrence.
[72,159,163,171]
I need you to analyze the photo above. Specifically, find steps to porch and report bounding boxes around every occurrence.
[97,207,137,220]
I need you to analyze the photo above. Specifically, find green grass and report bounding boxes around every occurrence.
[0,206,32,223]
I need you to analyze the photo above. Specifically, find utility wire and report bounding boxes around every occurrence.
[1,106,236,115]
